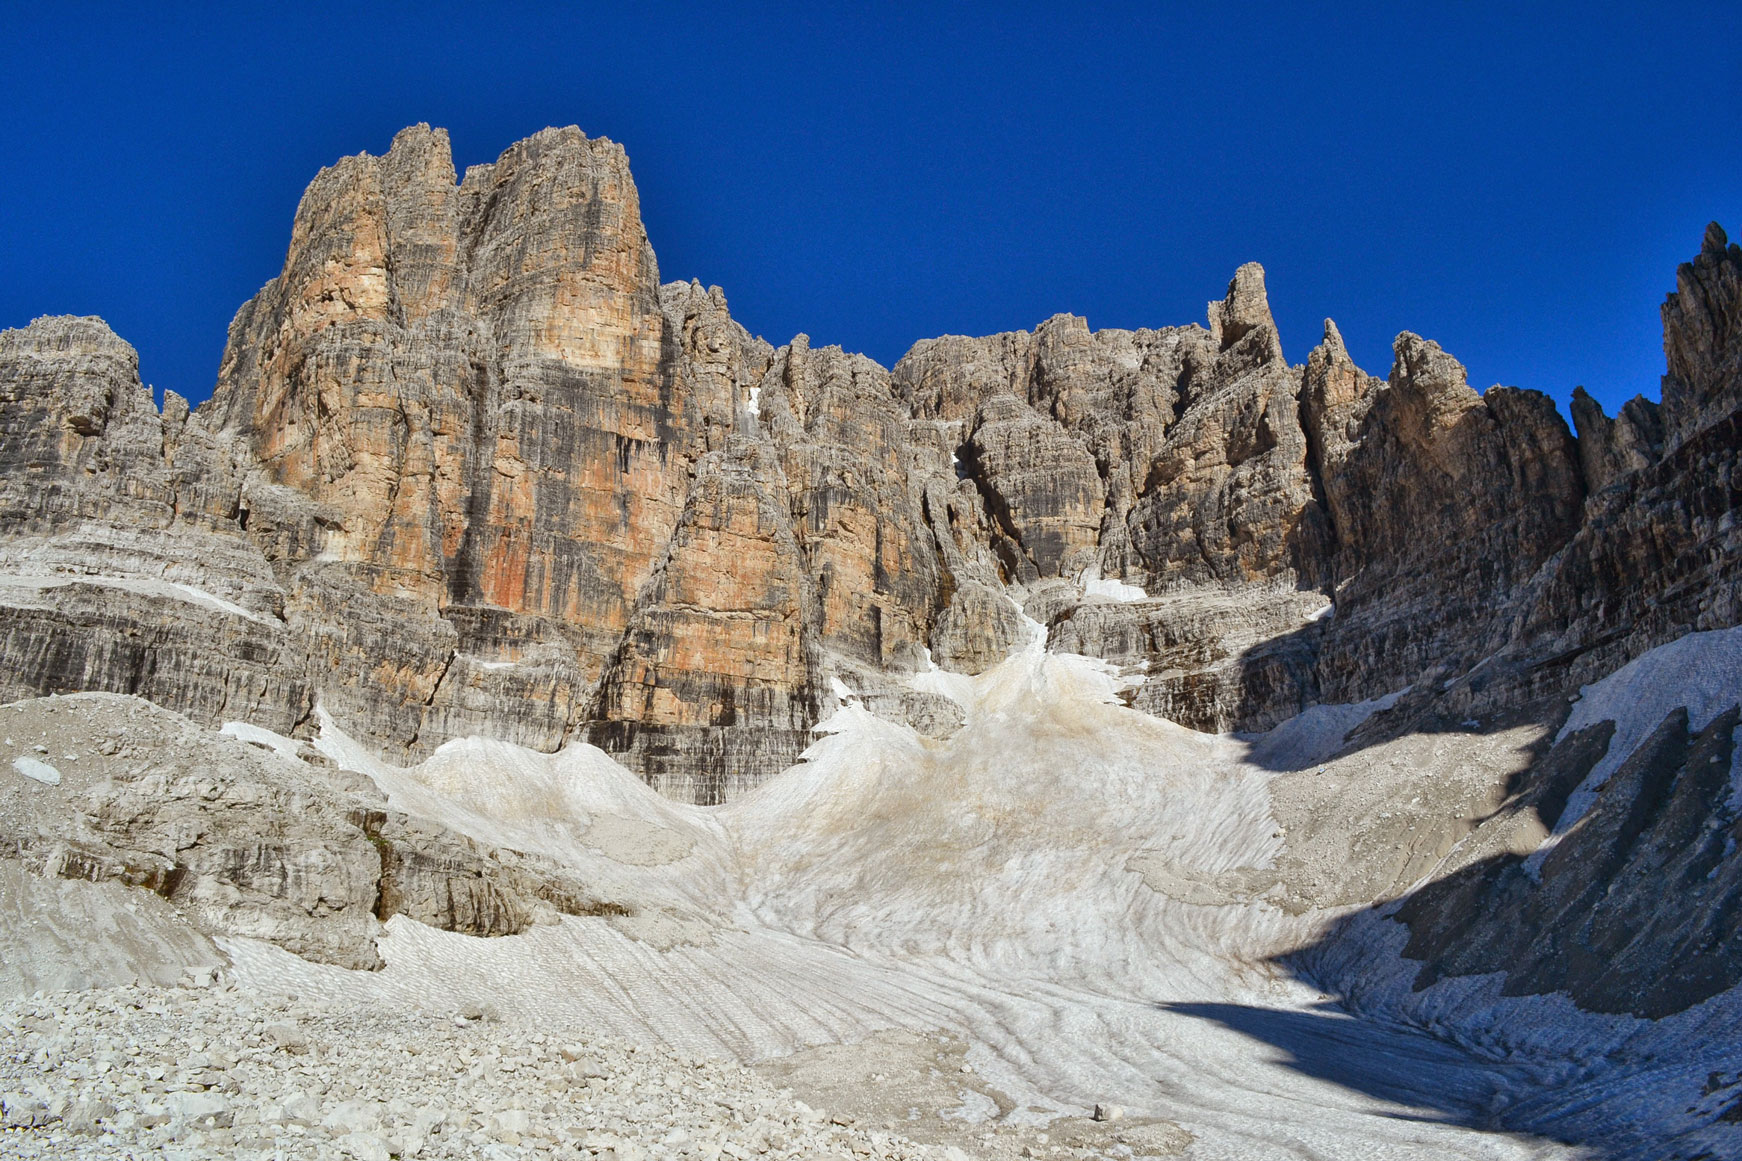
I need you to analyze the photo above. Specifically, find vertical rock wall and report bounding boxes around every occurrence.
[0,122,1733,801]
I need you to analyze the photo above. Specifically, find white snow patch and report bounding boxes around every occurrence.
[906,665,976,709]
[1551,625,1742,837]
[0,572,272,624]
[1243,687,1408,771]
[746,385,762,417]
[308,704,723,896]
[1307,602,1335,622]
[940,1087,999,1123]
[10,756,60,786]
[1079,569,1148,603]
[829,676,858,705]
[220,721,303,763]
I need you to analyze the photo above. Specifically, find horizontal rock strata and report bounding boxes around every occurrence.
[0,693,630,969]
[0,121,1734,809]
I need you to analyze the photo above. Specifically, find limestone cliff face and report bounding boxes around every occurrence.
[0,319,310,733]
[1127,264,1329,592]
[207,124,694,756]
[893,270,1328,596]
[589,438,821,804]
[0,126,1734,805]
[1304,329,1587,703]
[758,337,943,673]
[0,317,173,531]
[1661,221,1742,451]
[889,269,1332,728]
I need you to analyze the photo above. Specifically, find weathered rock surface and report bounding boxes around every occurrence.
[891,270,1331,725]
[961,392,1105,582]
[1045,585,1328,733]
[1303,328,1586,704]
[0,319,312,734]
[207,124,695,757]
[1126,265,1329,592]
[1393,705,1742,1018]
[0,124,1734,809]
[1569,386,1662,494]
[1660,221,1742,451]
[929,581,1027,675]
[0,694,629,968]
[588,438,821,804]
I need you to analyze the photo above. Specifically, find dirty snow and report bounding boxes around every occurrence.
[1242,687,1407,771]
[1077,568,1148,603]
[1552,624,1742,834]
[198,632,1622,1158]
[19,622,1741,1157]
[220,721,303,763]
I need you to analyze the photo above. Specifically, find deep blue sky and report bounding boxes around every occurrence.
[2,4,1737,418]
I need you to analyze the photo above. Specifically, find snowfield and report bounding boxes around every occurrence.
[3,623,1737,1157]
[166,623,1735,1160]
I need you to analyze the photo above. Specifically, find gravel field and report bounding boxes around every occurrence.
[0,983,968,1161]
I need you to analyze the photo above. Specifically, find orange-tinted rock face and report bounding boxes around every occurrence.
[191,126,957,786]
[1,128,1733,812]
[590,438,821,803]
[206,125,699,754]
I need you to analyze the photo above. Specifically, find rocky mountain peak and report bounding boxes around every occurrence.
[1207,261,1281,364]
[1661,218,1741,450]
[1704,218,1730,255]
[1568,385,1664,494]
[0,129,1732,811]
[1303,317,1369,424]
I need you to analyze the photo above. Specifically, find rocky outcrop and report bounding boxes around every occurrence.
[892,271,1331,725]
[962,393,1104,581]
[1393,705,1742,1019]
[1503,375,1742,709]
[207,124,696,757]
[1304,329,1586,704]
[0,125,1734,808]
[0,693,630,967]
[1569,386,1662,494]
[929,582,1027,675]
[0,318,311,734]
[1127,264,1329,591]
[1660,221,1742,451]
[758,337,943,672]
[1396,221,1742,726]
[1046,586,1328,733]
[659,280,775,450]
[588,439,821,804]
[0,316,175,532]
